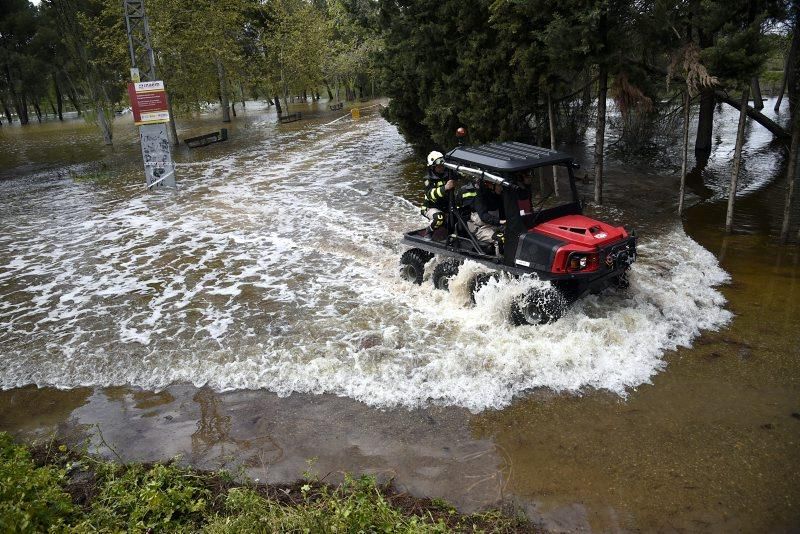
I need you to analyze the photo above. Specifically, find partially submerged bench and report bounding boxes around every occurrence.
[329,102,343,111]
[278,112,302,123]
[184,128,228,148]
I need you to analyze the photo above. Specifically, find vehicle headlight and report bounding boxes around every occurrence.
[567,252,598,272]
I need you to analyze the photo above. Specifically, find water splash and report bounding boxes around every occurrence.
[0,112,731,411]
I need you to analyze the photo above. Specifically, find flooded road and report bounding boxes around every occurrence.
[1,99,798,531]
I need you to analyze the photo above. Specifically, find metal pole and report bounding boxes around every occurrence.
[124,0,176,188]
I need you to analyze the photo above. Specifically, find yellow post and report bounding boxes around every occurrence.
[351,107,361,119]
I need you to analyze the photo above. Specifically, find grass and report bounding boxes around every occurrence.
[0,432,533,533]
[67,162,118,184]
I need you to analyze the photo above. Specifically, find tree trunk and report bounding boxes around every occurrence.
[10,82,29,124]
[780,112,799,242]
[750,77,763,110]
[695,88,715,160]
[775,37,796,112]
[239,83,246,108]
[33,101,42,123]
[324,80,334,100]
[18,94,29,125]
[594,65,607,205]
[95,102,112,145]
[4,65,21,123]
[679,90,691,216]
[547,91,559,197]
[231,101,237,117]
[782,7,800,241]
[715,90,789,139]
[335,79,340,102]
[2,101,12,123]
[581,77,592,112]
[274,95,282,114]
[216,59,231,123]
[66,86,81,116]
[166,92,179,146]
[726,88,750,233]
[775,52,790,112]
[54,75,64,120]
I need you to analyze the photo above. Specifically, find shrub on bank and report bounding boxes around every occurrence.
[0,434,77,532]
[0,433,531,533]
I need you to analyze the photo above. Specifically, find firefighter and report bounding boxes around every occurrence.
[465,180,506,252]
[422,151,457,237]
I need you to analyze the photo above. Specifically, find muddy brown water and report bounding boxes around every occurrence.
[0,99,798,531]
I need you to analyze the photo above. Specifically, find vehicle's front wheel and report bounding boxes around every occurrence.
[510,288,568,325]
[432,259,461,291]
[399,248,433,285]
[612,269,630,290]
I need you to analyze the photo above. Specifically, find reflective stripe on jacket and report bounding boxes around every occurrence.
[423,168,452,210]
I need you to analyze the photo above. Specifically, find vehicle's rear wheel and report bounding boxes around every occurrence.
[399,248,433,285]
[432,259,461,291]
[468,272,494,302]
[510,288,568,325]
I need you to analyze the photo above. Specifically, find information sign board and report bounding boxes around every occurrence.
[128,80,169,125]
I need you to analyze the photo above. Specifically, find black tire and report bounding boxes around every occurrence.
[612,269,630,290]
[510,288,568,325]
[432,259,461,291]
[399,248,433,285]
[468,272,494,303]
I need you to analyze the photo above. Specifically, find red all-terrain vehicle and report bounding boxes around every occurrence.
[400,141,637,325]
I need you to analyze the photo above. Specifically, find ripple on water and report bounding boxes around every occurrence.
[0,114,732,411]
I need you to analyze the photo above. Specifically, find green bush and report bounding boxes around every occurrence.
[79,462,209,532]
[0,433,76,533]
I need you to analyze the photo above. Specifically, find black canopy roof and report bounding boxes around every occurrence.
[445,142,574,172]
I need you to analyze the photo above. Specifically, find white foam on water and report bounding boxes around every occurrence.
[0,112,732,411]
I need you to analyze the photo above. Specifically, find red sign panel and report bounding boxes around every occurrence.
[128,81,169,125]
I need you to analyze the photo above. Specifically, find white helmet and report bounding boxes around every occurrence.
[426,151,444,167]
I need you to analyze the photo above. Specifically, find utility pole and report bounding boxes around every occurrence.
[124,0,176,188]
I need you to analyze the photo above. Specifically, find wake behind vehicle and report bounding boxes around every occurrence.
[400,141,637,325]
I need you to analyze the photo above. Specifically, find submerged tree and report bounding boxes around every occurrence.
[41,0,126,143]
[0,0,43,125]
[668,43,718,215]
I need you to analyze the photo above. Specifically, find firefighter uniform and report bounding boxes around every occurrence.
[422,167,455,232]
[462,182,505,247]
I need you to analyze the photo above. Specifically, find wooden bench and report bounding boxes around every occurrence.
[184,128,228,148]
[329,102,343,111]
[278,112,302,123]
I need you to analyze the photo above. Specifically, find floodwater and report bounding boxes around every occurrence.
[0,98,798,531]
